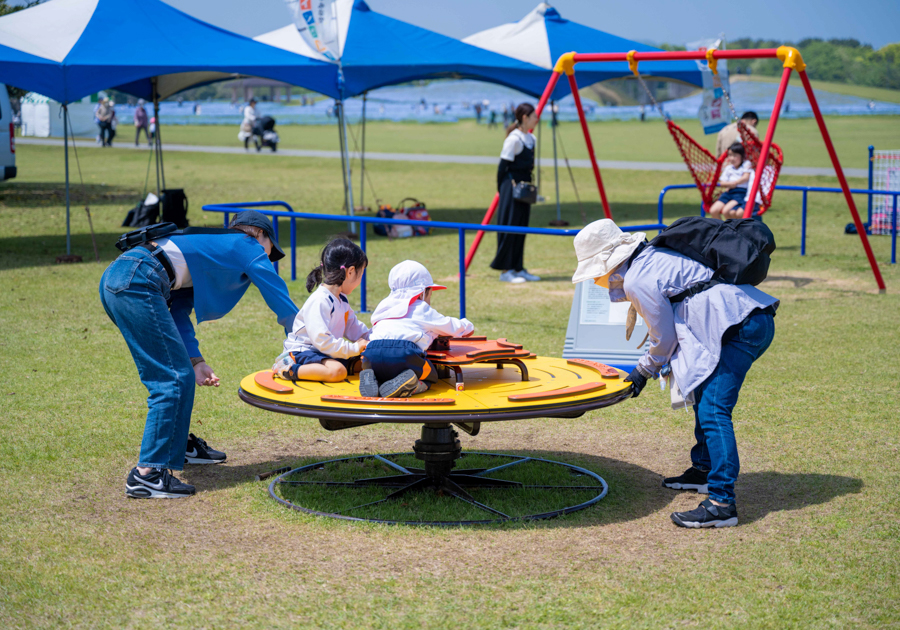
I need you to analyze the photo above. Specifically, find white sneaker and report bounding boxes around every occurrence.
[516,269,541,282]
[499,270,526,284]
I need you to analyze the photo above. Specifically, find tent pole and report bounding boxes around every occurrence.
[336,101,350,219]
[553,103,561,223]
[340,100,356,232]
[360,92,366,211]
[154,81,166,192]
[152,79,161,202]
[64,104,70,255]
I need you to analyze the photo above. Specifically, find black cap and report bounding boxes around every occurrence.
[229,210,285,262]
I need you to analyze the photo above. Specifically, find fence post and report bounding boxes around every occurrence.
[801,189,808,256]
[868,145,874,225]
[459,229,466,319]
[360,223,368,312]
[290,217,296,281]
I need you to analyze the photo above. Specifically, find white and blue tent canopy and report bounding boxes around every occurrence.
[463,3,704,98]
[256,0,548,99]
[0,0,340,103]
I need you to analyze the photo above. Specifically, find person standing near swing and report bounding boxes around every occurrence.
[491,103,541,283]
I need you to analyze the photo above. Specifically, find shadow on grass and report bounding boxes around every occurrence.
[0,182,138,206]
[181,449,862,529]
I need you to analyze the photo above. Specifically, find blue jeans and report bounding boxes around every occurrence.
[99,248,194,471]
[689,311,775,504]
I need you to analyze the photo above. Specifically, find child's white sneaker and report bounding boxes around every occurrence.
[272,352,294,379]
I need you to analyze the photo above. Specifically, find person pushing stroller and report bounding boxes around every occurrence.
[360,261,473,398]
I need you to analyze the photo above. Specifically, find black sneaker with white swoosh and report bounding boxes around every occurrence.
[125,467,195,499]
[184,433,226,465]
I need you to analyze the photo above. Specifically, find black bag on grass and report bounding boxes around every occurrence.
[161,188,189,228]
[650,217,776,303]
[122,198,159,228]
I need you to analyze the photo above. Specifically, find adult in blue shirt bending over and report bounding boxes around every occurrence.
[100,211,298,499]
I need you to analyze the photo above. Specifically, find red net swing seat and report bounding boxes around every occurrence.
[666,119,784,214]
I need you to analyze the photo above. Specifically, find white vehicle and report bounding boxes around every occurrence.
[0,84,16,181]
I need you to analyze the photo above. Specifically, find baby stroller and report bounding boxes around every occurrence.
[252,116,279,152]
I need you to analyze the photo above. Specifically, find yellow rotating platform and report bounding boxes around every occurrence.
[238,356,634,428]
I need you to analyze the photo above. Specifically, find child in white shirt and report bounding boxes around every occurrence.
[273,238,369,383]
[708,143,752,220]
[359,260,474,398]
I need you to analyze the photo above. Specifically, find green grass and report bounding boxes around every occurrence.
[1,126,899,629]
[144,114,900,170]
[733,73,900,104]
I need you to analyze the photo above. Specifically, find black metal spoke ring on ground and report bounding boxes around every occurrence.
[267,452,609,526]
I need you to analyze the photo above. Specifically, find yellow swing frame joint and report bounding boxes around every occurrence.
[553,52,577,76]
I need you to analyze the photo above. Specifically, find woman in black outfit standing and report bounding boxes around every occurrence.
[491,103,540,283]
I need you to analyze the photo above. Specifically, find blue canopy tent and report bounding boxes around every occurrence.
[463,3,704,97]
[0,0,339,256]
[257,0,552,216]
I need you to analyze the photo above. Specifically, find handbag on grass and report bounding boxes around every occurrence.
[511,180,537,204]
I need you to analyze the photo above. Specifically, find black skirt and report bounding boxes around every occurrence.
[490,178,531,271]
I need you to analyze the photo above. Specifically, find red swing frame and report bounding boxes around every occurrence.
[464,46,886,291]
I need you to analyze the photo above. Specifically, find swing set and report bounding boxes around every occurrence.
[464,46,886,291]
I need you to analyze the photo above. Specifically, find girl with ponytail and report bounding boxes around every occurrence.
[273,238,370,383]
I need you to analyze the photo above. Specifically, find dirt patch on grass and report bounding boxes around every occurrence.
[45,424,859,587]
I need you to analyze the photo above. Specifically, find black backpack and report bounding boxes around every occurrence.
[649,217,776,302]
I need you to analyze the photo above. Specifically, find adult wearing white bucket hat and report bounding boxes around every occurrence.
[572,219,779,529]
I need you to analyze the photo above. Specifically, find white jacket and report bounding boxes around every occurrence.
[370,300,473,352]
[284,286,369,359]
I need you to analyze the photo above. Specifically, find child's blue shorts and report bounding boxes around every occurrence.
[287,349,357,374]
[362,339,437,384]
[717,187,747,205]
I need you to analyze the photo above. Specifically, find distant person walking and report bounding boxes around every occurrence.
[491,103,541,284]
[96,97,112,147]
[716,111,758,158]
[238,98,258,150]
[134,98,150,147]
[107,100,118,147]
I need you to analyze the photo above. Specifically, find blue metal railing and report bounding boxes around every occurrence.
[202,201,665,318]
[657,183,899,264]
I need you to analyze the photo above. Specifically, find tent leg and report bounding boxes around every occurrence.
[360,92,366,211]
[743,67,790,219]
[64,105,70,255]
[553,104,561,223]
[339,100,356,233]
[567,72,611,219]
[336,101,350,223]
[798,70,886,292]
[153,79,161,202]
[536,109,541,195]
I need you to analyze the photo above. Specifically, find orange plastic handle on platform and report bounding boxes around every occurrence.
[255,371,293,394]
[566,359,621,379]
[508,382,606,402]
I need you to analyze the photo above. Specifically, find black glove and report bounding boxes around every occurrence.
[625,367,648,398]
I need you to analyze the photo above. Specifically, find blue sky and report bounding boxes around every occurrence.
[153,0,899,49]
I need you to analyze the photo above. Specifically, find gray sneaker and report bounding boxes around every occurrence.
[516,269,541,282]
[499,270,526,284]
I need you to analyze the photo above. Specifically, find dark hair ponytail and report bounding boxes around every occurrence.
[305,237,368,292]
[505,102,536,137]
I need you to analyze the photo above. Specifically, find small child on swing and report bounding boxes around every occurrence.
[708,143,752,220]
[359,260,474,398]
[273,238,369,382]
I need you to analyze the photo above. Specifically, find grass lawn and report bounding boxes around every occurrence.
[154,114,900,170]
[1,129,899,629]
[732,74,900,105]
